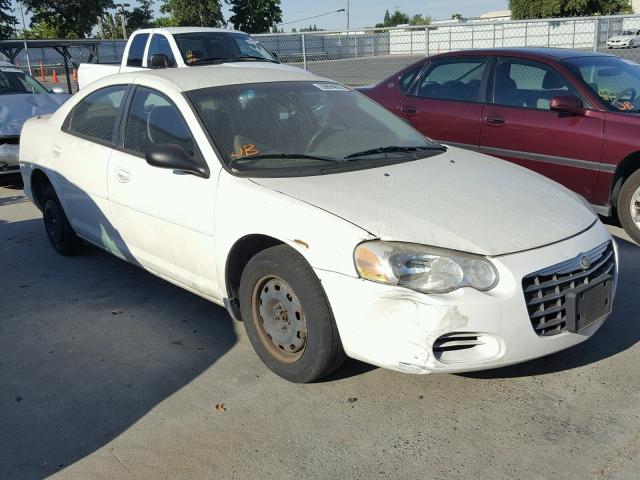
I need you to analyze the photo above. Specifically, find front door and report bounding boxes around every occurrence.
[480,57,604,199]
[107,86,219,297]
[397,56,490,149]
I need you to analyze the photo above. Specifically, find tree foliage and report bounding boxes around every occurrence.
[160,0,225,27]
[127,0,155,32]
[375,8,411,28]
[226,0,282,34]
[0,0,16,39]
[23,0,114,38]
[510,0,632,19]
[410,14,432,26]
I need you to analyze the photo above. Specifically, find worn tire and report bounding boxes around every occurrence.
[618,170,640,245]
[42,185,82,256]
[239,244,346,383]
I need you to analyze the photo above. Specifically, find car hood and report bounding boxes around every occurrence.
[222,61,311,74]
[250,147,597,256]
[0,93,70,137]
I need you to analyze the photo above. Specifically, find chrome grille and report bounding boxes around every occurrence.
[522,241,615,337]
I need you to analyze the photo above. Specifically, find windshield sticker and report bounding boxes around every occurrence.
[0,67,22,73]
[598,89,615,102]
[246,38,259,45]
[617,101,635,111]
[313,83,350,92]
[231,144,259,158]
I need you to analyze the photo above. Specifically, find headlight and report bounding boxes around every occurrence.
[354,241,498,294]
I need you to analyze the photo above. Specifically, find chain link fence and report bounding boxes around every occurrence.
[2,13,640,92]
[257,13,640,86]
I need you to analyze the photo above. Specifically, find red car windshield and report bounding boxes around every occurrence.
[564,56,640,113]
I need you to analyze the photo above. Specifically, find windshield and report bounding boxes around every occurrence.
[0,66,49,95]
[564,56,640,113]
[187,81,443,175]
[621,30,637,36]
[174,32,277,65]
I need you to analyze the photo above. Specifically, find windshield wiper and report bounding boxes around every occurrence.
[188,57,232,65]
[234,55,279,63]
[228,153,342,165]
[344,145,446,159]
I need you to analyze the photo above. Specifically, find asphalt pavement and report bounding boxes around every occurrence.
[1,180,639,480]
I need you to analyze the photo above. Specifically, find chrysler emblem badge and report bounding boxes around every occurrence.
[579,255,591,270]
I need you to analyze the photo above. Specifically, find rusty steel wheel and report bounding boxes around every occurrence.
[251,276,307,363]
[239,244,346,383]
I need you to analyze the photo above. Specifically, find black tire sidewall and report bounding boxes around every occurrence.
[42,186,80,255]
[239,245,343,383]
[618,170,640,245]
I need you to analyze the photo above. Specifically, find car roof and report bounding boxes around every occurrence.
[119,64,328,92]
[434,47,616,61]
[133,26,247,36]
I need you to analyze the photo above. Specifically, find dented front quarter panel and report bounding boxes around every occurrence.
[214,172,374,295]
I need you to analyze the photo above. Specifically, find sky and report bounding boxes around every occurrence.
[10,1,510,32]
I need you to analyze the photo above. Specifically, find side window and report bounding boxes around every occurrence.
[127,33,149,67]
[398,64,423,93]
[493,58,579,110]
[124,87,195,156]
[65,85,127,143]
[147,34,176,67]
[414,59,487,102]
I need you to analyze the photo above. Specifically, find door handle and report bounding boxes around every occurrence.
[116,168,130,183]
[52,145,61,158]
[400,105,418,116]
[485,115,506,125]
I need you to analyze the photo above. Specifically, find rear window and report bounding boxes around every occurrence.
[127,33,149,67]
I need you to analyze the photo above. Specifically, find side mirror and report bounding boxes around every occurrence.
[145,144,209,178]
[149,53,170,69]
[51,86,66,94]
[270,51,280,63]
[550,95,585,115]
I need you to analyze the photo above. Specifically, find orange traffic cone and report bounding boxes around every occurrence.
[72,68,78,82]
[52,69,59,83]
[40,62,45,81]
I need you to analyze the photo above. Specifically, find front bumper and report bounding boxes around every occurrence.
[316,221,616,374]
[607,41,630,48]
[0,138,19,175]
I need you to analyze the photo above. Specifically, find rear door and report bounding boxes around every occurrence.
[121,32,149,72]
[397,56,490,149]
[479,57,604,199]
[51,85,128,245]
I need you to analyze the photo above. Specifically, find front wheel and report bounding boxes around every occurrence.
[618,170,640,245]
[239,245,346,383]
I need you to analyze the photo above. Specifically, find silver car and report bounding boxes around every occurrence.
[0,62,70,175]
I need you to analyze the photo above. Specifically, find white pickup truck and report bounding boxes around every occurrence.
[78,26,299,89]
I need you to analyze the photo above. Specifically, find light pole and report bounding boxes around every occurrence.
[17,1,32,75]
[115,3,130,39]
[347,0,350,30]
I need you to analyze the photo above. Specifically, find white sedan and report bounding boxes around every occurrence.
[606,29,640,48]
[19,66,618,382]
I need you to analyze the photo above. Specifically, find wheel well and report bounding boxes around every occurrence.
[225,234,284,318]
[611,152,640,208]
[30,169,52,210]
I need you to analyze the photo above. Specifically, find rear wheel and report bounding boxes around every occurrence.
[239,245,346,383]
[42,185,82,255]
[618,170,640,245]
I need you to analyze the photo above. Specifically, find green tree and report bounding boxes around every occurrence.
[23,0,114,38]
[451,13,464,20]
[160,0,225,27]
[387,8,410,26]
[383,9,391,26]
[0,0,17,39]
[409,14,432,26]
[127,0,154,31]
[510,0,631,19]
[227,0,282,34]
[98,12,123,39]
[152,16,181,27]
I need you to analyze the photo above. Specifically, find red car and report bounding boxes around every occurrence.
[362,48,640,243]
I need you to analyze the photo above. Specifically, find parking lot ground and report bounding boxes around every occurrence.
[1,183,639,480]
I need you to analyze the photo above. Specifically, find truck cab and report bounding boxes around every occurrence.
[78,27,298,89]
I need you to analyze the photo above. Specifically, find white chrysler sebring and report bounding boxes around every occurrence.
[19,66,618,382]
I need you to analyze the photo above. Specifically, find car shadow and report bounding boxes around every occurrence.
[460,236,639,379]
[1,217,237,478]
